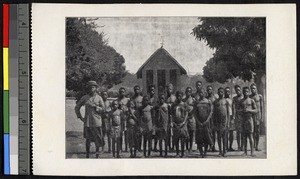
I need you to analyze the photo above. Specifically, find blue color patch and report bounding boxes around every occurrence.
[4,134,10,174]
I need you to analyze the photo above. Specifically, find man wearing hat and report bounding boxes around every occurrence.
[75,80,105,158]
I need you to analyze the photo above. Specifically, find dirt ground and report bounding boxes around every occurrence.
[66,99,266,159]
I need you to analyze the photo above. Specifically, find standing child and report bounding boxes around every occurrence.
[183,87,196,152]
[194,88,213,158]
[131,85,143,151]
[139,96,154,157]
[126,100,138,157]
[109,100,123,158]
[240,87,257,157]
[117,87,130,152]
[224,87,234,151]
[166,83,176,151]
[206,85,217,152]
[213,88,230,157]
[250,83,264,151]
[148,85,158,152]
[233,85,244,151]
[155,94,169,157]
[101,91,112,153]
[172,91,190,158]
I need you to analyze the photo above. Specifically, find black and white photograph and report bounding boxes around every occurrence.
[65,16,266,159]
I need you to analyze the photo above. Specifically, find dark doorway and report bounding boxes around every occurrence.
[157,70,166,94]
[170,69,177,91]
[146,70,154,94]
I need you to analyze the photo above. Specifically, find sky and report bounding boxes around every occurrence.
[94,17,215,75]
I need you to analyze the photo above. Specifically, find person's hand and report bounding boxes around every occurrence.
[95,106,102,112]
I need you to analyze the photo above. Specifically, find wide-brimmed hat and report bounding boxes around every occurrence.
[87,81,98,87]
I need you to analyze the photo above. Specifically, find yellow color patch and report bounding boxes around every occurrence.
[3,48,9,90]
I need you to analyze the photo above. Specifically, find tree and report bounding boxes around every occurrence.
[192,17,265,93]
[66,18,126,99]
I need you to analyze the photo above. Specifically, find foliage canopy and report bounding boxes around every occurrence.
[66,18,126,98]
[192,17,266,83]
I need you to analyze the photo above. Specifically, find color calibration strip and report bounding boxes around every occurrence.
[9,4,20,175]
[3,3,10,175]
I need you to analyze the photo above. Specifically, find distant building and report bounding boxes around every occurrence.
[136,47,187,95]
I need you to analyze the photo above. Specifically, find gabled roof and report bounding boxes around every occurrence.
[136,47,187,79]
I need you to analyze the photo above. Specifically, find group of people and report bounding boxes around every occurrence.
[74,80,264,158]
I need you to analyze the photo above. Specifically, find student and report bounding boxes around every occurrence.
[166,83,176,151]
[117,87,130,152]
[194,88,213,158]
[131,85,143,152]
[148,85,158,152]
[213,87,230,157]
[126,100,138,158]
[249,83,264,151]
[233,85,244,151]
[75,81,105,158]
[109,100,123,158]
[225,87,234,151]
[183,87,196,152]
[240,87,257,157]
[138,96,154,157]
[206,85,217,152]
[101,91,112,153]
[172,91,190,158]
[155,94,169,157]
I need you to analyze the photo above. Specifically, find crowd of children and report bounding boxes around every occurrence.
[75,80,264,158]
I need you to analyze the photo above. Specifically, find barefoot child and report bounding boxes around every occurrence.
[109,100,123,158]
[131,85,143,151]
[101,91,112,153]
[126,100,139,157]
[239,87,257,157]
[250,83,264,151]
[172,91,189,158]
[225,87,234,151]
[117,87,130,152]
[166,83,176,151]
[183,87,196,152]
[138,96,154,157]
[213,87,230,157]
[194,88,213,158]
[148,85,158,152]
[233,85,243,151]
[206,85,217,152]
[155,94,169,157]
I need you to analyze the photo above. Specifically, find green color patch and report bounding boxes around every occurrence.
[4,90,9,133]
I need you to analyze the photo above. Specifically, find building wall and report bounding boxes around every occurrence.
[141,53,182,95]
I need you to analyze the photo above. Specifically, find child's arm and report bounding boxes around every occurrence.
[232,98,236,119]
[204,100,213,125]
[249,99,258,114]
[74,96,86,122]
[226,100,230,127]
[130,109,137,121]
[109,112,112,127]
[259,94,264,122]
